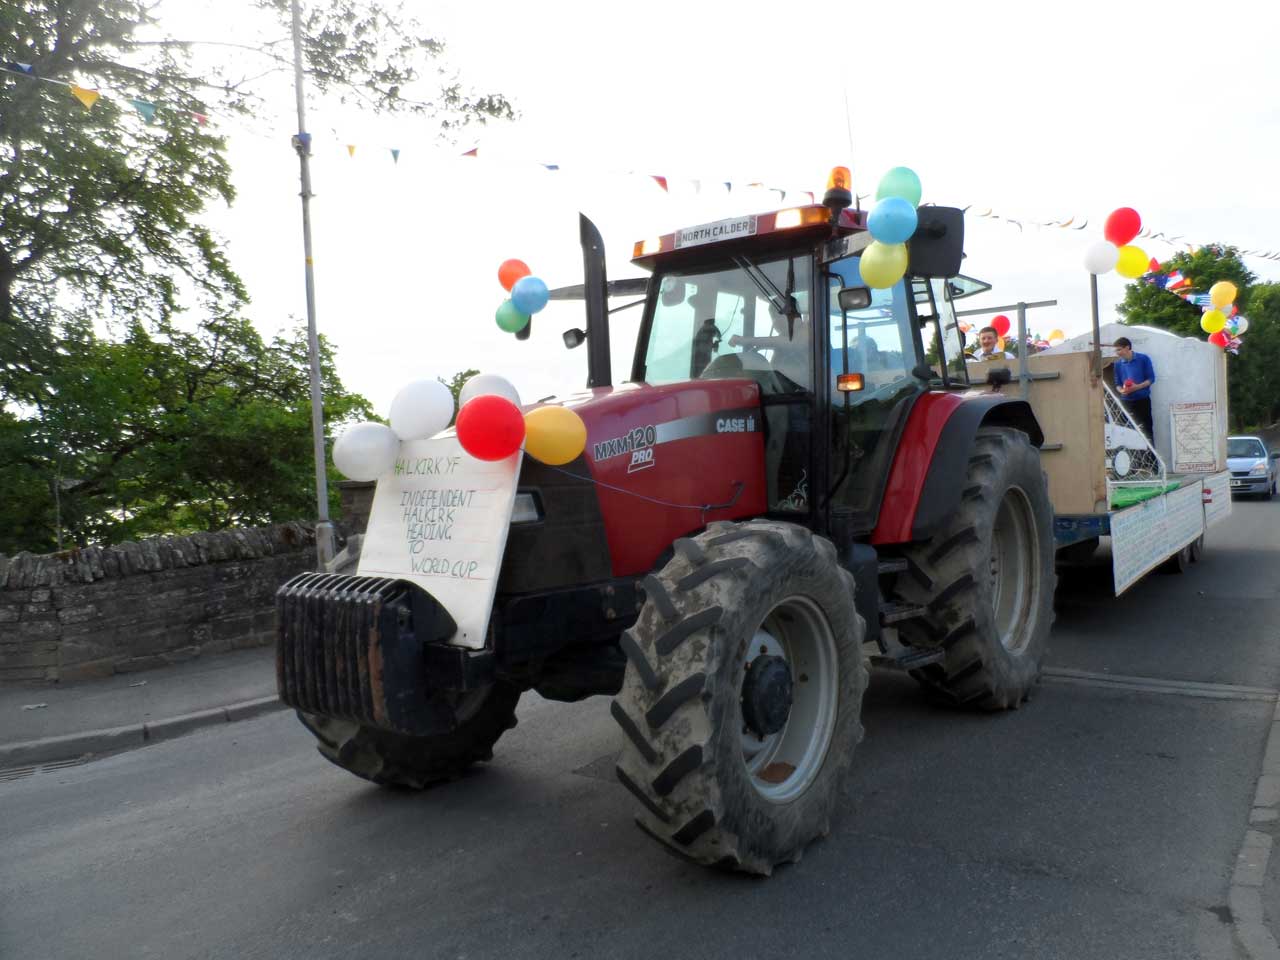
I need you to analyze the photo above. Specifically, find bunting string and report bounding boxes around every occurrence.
[5,61,1278,263]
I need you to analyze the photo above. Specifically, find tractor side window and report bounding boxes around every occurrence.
[914,278,969,385]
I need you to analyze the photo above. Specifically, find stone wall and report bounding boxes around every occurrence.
[0,523,318,685]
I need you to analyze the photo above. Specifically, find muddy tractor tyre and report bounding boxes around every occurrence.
[894,426,1056,710]
[612,520,867,875]
[296,682,521,789]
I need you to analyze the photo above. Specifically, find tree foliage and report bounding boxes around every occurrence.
[0,1,513,552]
[1118,246,1276,431]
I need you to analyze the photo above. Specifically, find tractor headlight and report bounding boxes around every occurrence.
[511,492,542,524]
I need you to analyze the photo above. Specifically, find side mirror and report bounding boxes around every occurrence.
[1270,451,1280,460]
[563,328,586,349]
[838,286,872,312]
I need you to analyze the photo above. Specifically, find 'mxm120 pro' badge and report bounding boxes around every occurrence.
[592,424,656,463]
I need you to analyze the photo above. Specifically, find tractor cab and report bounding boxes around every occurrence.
[623,188,969,536]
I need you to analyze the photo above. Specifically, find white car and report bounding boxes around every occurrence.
[1228,435,1279,500]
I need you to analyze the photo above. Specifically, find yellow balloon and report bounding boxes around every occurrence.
[1048,328,1064,341]
[1200,310,1226,334]
[1209,281,1237,309]
[523,405,587,466]
[996,336,1006,351]
[1115,245,1148,279]
[859,241,909,289]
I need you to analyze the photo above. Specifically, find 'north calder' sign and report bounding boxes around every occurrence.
[675,215,757,249]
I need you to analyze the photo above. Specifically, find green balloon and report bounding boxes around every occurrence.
[876,166,922,207]
[495,299,530,333]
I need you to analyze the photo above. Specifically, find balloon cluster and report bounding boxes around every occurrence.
[861,166,922,289]
[1084,207,1148,279]
[495,259,549,334]
[1201,280,1246,352]
[331,373,588,481]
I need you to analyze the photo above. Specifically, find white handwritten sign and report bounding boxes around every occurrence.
[357,435,522,650]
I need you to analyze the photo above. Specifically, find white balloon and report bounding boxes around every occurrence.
[1233,316,1249,335]
[332,422,400,481]
[389,379,455,441]
[458,373,522,409]
[1084,240,1119,275]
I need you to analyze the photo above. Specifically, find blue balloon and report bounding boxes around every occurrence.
[867,197,918,245]
[511,275,550,315]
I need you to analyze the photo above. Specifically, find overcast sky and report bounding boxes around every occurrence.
[175,0,1280,415]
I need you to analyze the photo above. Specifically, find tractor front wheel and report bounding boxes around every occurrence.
[894,426,1056,709]
[612,520,867,875]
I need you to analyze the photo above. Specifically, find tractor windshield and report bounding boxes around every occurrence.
[640,254,814,395]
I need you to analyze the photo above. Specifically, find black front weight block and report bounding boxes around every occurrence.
[276,572,494,737]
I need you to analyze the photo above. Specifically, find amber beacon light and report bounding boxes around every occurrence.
[824,166,853,214]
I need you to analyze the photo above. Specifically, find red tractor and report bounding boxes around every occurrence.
[277,172,1055,875]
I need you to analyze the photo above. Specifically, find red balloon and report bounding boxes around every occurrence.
[1124,378,1135,388]
[498,259,531,292]
[456,395,526,461]
[1104,207,1142,247]
[1207,330,1229,348]
[991,314,1011,337]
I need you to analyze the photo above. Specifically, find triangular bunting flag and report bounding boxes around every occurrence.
[128,99,156,123]
[691,180,701,193]
[651,175,668,192]
[390,148,400,164]
[346,144,356,158]
[191,112,207,125]
[540,162,559,171]
[461,147,478,157]
[70,84,99,111]
[14,63,33,74]
[803,191,815,204]
[724,182,732,193]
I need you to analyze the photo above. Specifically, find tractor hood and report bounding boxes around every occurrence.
[501,379,769,591]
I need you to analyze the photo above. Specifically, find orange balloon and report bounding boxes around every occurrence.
[498,258,531,292]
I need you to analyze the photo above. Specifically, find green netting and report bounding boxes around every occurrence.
[1109,482,1183,510]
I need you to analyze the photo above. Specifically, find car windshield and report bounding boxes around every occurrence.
[1228,438,1266,458]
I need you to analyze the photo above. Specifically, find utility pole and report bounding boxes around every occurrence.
[290,0,336,569]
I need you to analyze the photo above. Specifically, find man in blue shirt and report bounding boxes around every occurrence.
[1113,336,1156,441]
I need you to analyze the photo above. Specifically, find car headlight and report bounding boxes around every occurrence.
[1251,460,1269,476]
[511,492,542,524]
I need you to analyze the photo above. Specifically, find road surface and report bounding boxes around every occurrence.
[3,498,1279,959]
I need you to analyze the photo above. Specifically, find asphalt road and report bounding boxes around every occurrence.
[4,498,1280,960]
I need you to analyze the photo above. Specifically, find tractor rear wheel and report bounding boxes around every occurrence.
[612,520,867,875]
[894,427,1056,709]
[296,682,521,789]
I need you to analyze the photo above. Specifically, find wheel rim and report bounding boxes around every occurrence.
[740,595,838,804]
[989,486,1040,655]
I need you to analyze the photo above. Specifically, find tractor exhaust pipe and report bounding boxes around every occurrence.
[580,213,612,388]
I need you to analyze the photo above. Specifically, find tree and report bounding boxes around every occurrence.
[1,314,373,554]
[1,2,513,551]
[1117,246,1274,431]
[1226,284,1280,431]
